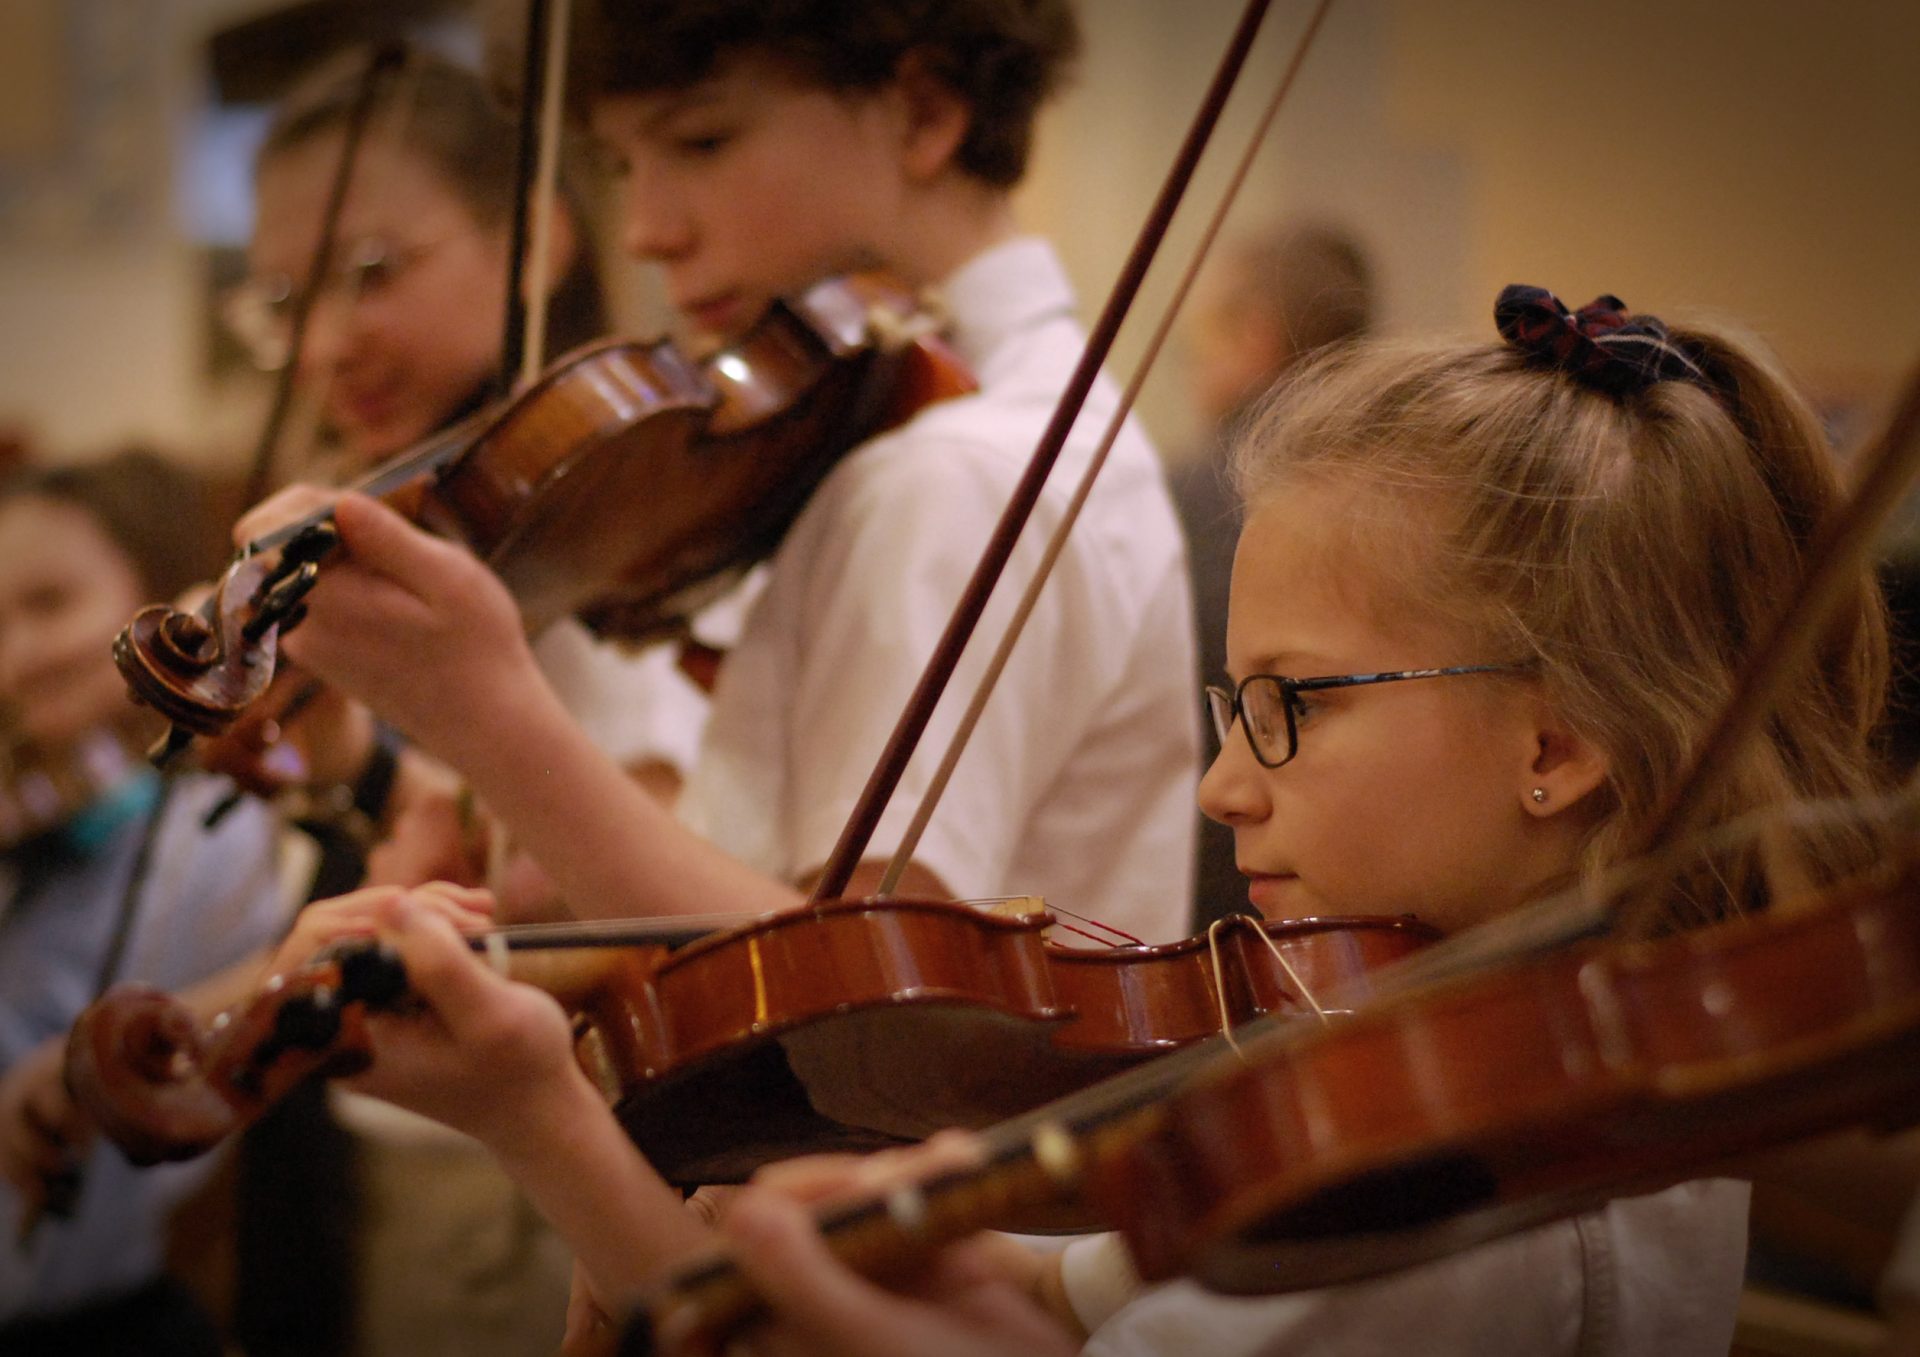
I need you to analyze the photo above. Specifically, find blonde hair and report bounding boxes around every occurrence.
[1230,320,1889,927]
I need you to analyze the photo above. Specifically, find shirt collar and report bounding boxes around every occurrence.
[938,236,1080,371]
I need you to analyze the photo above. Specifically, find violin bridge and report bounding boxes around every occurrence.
[979,895,1048,921]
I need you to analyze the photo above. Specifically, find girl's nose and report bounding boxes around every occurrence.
[617,174,695,263]
[1197,723,1271,828]
[296,288,361,382]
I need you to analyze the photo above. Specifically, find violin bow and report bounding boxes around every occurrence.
[808,0,1288,903]
[239,43,407,508]
[875,1,1338,897]
[501,0,576,391]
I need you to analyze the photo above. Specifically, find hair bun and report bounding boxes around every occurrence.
[1495,284,1707,396]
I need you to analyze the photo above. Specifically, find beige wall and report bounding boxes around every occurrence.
[2,0,1915,466]
[1021,0,1920,458]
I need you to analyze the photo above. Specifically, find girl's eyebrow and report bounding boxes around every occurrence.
[639,86,727,134]
[1228,650,1329,682]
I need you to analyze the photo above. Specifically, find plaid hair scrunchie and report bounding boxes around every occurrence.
[1494,284,1708,397]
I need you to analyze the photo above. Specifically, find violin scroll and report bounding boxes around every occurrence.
[65,940,409,1164]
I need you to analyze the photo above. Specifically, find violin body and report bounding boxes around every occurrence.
[637,861,1920,1353]
[114,275,976,746]
[1092,861,1920,1295]
[582,903,1432,1184]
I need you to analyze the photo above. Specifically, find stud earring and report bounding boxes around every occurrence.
[1530,788,1548,804]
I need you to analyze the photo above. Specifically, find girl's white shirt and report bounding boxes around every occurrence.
[1063,1178,1750,1356]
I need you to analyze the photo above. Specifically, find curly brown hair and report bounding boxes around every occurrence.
[577,0,1080,187]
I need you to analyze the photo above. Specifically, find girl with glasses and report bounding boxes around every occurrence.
[678,290,1891,1354]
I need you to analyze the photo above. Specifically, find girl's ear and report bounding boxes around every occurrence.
[892,51,972,182]
[1523,706,1609,817]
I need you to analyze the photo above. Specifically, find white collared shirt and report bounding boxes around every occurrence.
[680,237,1198,943]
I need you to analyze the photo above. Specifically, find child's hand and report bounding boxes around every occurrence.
[0,1036,89,1211]
[655,1133,1072,1357]
[263,881,494,982]
[236,491,545,769]
[341,891,583,1151]
[707,1181,1077,1357]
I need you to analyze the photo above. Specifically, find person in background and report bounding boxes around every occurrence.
[0,451,294,1357]
[217,46,726,1357]
[1171,222,1373,928]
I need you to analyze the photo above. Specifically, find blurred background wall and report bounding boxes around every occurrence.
[0,0,1915,471]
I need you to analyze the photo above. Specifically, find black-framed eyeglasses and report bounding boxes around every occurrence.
[1204,665,1525,769]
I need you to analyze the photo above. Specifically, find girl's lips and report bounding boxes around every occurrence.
[333,387,397,430]
[683,295,745,336]
[1243,871,1300,911]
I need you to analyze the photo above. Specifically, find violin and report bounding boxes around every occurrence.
[63,899,1432,1186]
[618,854,1920,1354]
[114,273,976,749]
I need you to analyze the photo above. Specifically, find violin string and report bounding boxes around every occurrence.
[1040,902,1143,947]
[1048,917,1129,947]
[873,0,1337,900]
[808,0,1279,904]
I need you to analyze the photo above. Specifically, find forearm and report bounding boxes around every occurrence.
[483,1063,712,1307]
[436,675,798,921]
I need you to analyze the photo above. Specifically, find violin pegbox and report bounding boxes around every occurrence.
[114,550,285,743]
[65,939,411,1166]
[207,939,411,1108]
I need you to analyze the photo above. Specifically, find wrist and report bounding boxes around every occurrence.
[293,723,403,849]
[476,1059,609,1166]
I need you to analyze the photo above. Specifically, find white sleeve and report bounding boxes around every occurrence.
[531,618,709,775]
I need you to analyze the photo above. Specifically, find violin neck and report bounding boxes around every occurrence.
[243,406,495,556]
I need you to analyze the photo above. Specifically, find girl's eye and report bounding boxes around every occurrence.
[350,258,397,293]
[22,583,70,618]
[1285,691,1319,726]
[673,129,734,158]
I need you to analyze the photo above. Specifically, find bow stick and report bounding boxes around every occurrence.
[808,0,1281,902]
